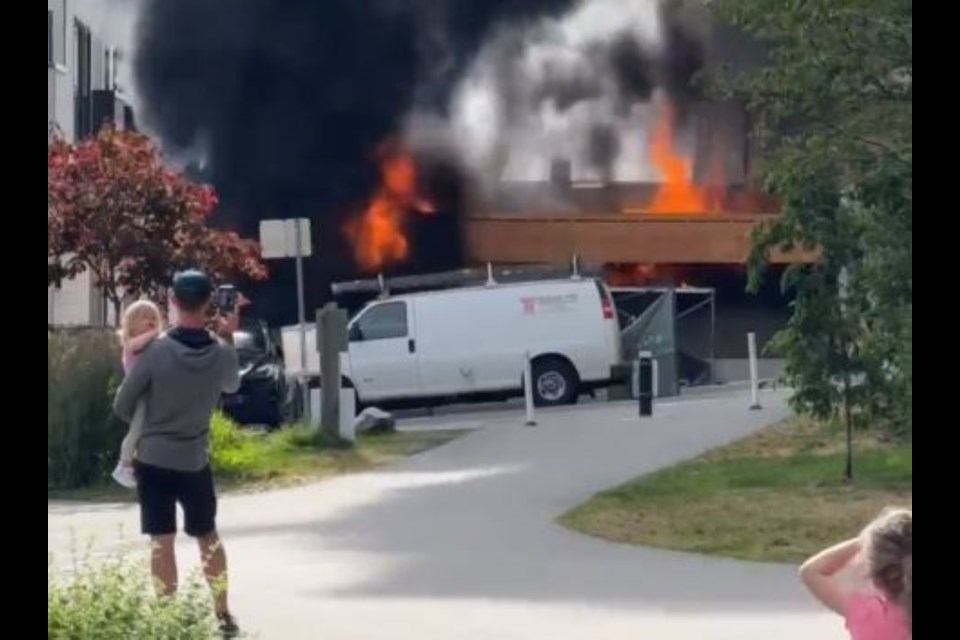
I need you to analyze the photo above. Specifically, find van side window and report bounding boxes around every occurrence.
[355,302,408,341]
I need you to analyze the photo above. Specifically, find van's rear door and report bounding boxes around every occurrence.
[594,279,622,367]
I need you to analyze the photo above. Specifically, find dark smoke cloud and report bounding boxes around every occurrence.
[532,57,605,113]
[607,33,656,105]
[587,123,620,182]
[658,0,709,124]
[134,0,581,323]
[133,0,709,324]
[455,0,709,186]
[414,0,579,111]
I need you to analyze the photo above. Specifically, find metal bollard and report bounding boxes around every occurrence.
[638,350,653,417]
[748,332,762,410]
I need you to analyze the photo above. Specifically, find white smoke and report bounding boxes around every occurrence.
[449,0,672,188]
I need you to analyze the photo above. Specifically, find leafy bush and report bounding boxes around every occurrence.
[48,329,270,488]
[48,329,125,489]
[48,555,216,639]
[208,411,260,477]
[277,424,317,449]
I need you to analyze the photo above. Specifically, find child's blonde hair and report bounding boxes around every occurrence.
[864,507,912,631]
[119,300,163,344]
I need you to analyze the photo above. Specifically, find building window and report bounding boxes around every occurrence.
[52,0,67,67]
[75,20,92,95]
[104,48,113,89]
[75,19,93,138]
[113,49,125,95]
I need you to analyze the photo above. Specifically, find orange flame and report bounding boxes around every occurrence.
[623,100,780,216]
[645,101,710,215]
[344,144,434,272]
[605,263,697,287]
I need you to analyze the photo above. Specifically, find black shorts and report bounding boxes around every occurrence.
[134,462,217,538]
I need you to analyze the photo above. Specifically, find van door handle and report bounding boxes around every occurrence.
[408,339,416,353]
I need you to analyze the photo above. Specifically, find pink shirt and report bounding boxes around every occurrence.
[121,330,159,375]
[845,594,909,640]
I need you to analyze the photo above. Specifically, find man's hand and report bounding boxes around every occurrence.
[216,310,240,343]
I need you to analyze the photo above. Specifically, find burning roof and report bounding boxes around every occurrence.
[130,0,774,322]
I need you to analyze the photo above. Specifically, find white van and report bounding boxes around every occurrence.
[341,278,622,407]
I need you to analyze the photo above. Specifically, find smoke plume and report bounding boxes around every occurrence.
[132,0,710,323]
[450,0,710,189]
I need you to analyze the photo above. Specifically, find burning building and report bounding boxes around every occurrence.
[128,0,809,381]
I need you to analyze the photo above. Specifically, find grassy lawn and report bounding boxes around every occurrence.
[559,418,912,563]
[49,427,465,503]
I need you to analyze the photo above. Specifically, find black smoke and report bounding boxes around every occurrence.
[607,32,656,105]
[658,0,709,125]
[480,1,708,182]
[133,0,709,325]
[134,0,586,324]
[587,123,620,183]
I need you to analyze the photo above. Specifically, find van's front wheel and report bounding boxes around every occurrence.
[531,357,579,407]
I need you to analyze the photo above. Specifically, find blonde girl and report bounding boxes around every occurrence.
[800,508,912,639]
[111,300,163,488]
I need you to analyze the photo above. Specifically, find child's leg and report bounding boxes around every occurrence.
[119,401,146,464]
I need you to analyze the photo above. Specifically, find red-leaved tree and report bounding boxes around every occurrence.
[48,126,267,323]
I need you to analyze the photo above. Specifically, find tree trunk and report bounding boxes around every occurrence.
[843,374,854,483]
[112,297,122,329]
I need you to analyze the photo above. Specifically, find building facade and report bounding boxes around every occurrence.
[48,0,134,326]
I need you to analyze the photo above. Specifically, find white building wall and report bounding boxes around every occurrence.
[48,0,133,326]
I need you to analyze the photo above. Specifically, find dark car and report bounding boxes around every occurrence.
[221,318,290,428]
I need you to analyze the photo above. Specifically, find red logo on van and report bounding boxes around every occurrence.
[521,297,536,315]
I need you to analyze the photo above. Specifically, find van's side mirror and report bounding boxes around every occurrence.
[348,324,363,342]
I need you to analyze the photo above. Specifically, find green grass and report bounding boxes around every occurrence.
[559,418,912,563]
[49,426,465,503]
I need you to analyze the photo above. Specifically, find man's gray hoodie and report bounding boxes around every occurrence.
[113,327,240,472]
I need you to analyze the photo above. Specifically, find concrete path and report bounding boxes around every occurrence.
[48,389,844,639]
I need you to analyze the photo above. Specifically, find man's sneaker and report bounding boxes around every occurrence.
[217,612,240,638]
[111,464,137,489]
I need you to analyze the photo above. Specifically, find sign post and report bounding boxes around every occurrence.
[259,218,312,420]
[317,303,349,440]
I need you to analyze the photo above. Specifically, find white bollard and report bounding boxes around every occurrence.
[748,332,761,410]
[310,387,358,440]
[652,357,659,399]
[523,351,537,427]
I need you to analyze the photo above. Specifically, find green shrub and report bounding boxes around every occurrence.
[48,329,125,489]
[48,555,217,639]
[278,424,316,449]
[208,411,259,477]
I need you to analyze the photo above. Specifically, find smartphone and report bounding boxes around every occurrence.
[216,284,238,315]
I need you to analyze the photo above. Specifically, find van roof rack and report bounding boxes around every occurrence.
[331,257,601,297]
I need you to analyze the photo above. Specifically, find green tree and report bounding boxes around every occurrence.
[710,0,912,477]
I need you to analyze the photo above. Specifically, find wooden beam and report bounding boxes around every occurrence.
[465,214,815,265]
